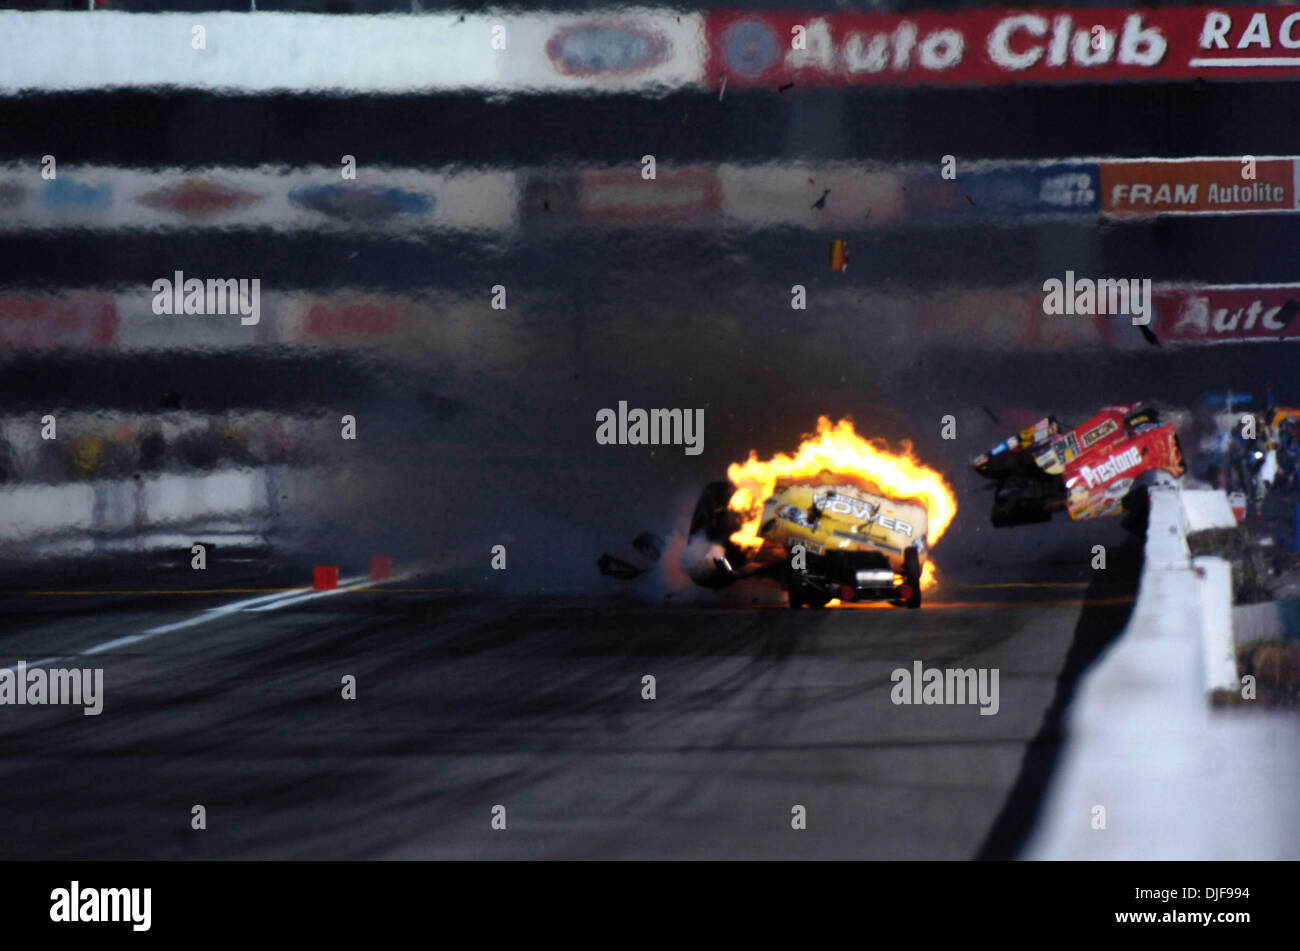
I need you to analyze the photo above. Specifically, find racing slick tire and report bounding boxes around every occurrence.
[686,481,749,588]
[787,569,829,610]
[902,546,922,610]
[1118,482,1151,535]
[689,480,741,543]
[787,570,805,609]
[991,473,1056,527]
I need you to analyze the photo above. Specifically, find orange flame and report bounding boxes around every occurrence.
[725,416,958,559]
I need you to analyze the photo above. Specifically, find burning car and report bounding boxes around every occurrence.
[684,417,957,610]
[972,403,1185,527]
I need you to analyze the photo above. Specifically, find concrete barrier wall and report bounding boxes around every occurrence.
[0,469,270,542]
[1023,484,1300,859]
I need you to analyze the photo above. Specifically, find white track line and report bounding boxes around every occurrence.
[5,572,409,670]
[243,575,378,611]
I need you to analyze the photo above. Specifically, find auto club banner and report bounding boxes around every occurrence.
[707,6,1300,87]
[1151,285,1300,344]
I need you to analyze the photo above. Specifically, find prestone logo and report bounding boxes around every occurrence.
[151,270,260,325]
[890,660,999,715]
[1042,270,1152,325]
[0,662,102,715]
[1080,446,1142,489]
[596,401,704,456]
[50,881,150,932]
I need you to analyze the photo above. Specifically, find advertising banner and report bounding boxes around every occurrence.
[0,165,517,234]
[905,162,1100,222]
[1152,285,1300,343]
[720,162,904,227]
[0,11,705,95]
[498,11,706,92]
[0,292,119,350]
[1100,158,1299,215]
[708,7,1300,88]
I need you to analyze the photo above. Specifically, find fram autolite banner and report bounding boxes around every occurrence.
[1101,158,1300,215]
[1152,285,1300,344]
[707,7,1300,88]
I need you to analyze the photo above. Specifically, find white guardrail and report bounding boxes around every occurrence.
[1023,483,1300,859]
[0,468,297,553]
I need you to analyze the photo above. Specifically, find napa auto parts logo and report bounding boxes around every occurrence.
[707,6,1300,87]
[547,19,670,76]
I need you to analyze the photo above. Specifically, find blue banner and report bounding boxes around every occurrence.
[904,162,1100,223]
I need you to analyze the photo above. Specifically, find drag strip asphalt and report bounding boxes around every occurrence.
[0,543,1139,859]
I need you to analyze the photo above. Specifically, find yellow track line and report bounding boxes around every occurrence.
[827,596,1135,610]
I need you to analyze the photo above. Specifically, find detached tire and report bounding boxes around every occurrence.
[903,548,923,610]
[787,571,805,609]
[787,570,828,610]
[689,481,741,543]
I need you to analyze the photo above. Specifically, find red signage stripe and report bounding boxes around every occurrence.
[708,7,1300,88]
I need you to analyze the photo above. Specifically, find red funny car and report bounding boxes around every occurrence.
[972,404,1185,527]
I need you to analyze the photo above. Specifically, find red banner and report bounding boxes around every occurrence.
[708,7,1300,87]
[301,300,399,338]
[1101,159,1298,215]
[0,293,118,349]
[1153,286,1300,344]
[577,168,722,223]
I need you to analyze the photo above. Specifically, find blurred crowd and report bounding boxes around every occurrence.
[1187,394,1300,503]
[0,412,325,486]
